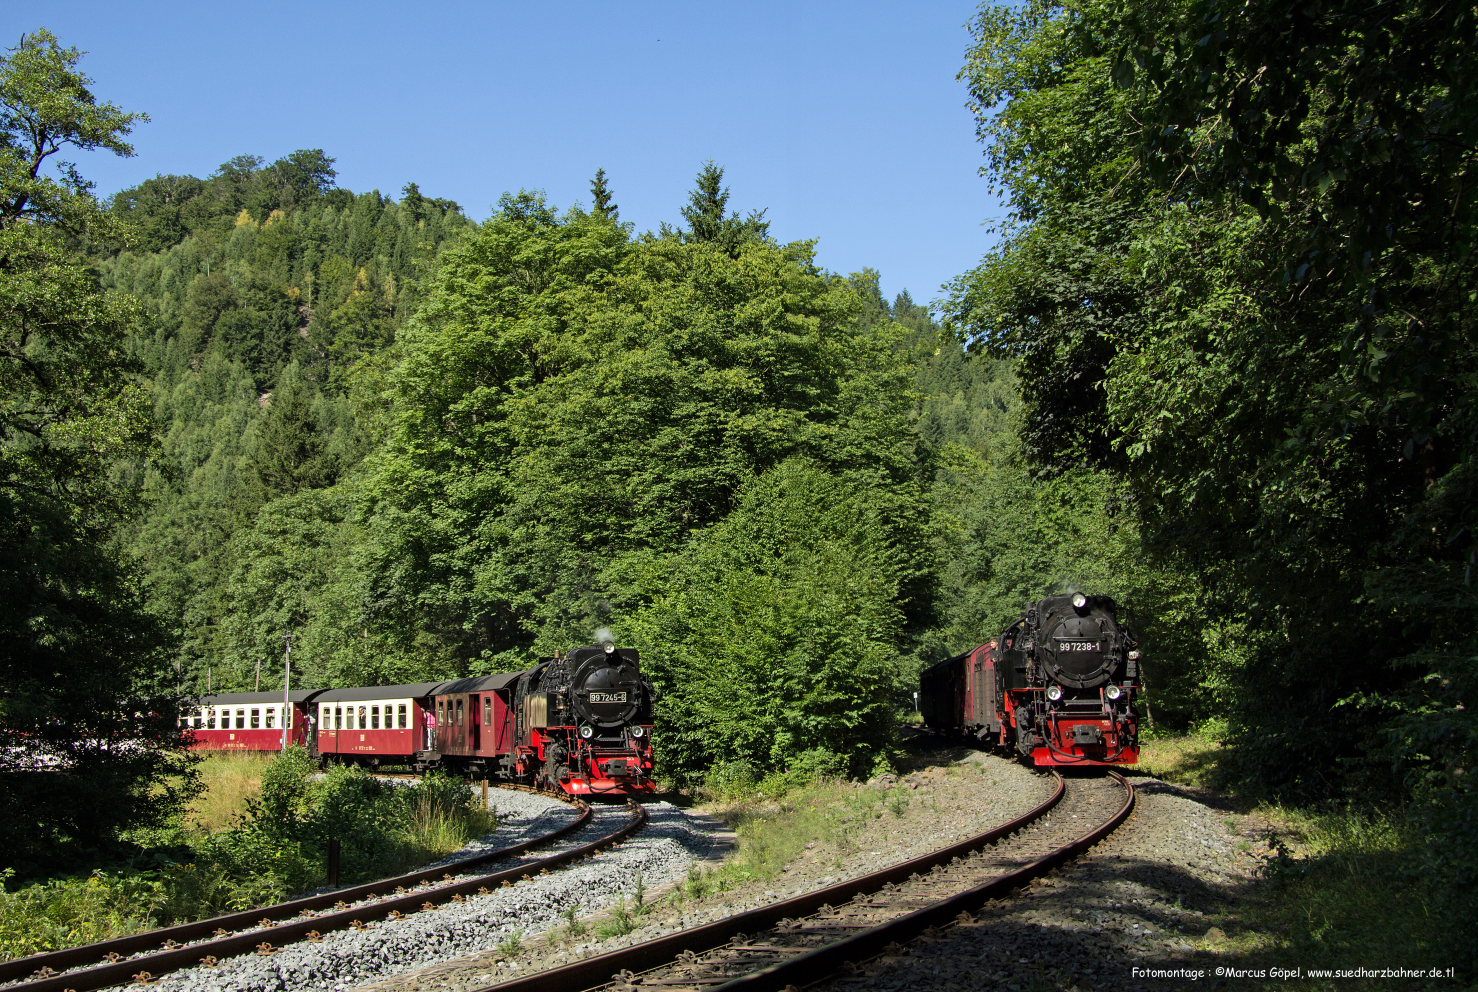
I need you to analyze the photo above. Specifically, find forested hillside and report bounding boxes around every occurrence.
[99,152,471,692]
[93,152,1074,781]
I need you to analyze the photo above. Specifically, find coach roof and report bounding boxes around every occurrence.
[432,671,526,695]
[194,690,324,706]
[312,683,444,703]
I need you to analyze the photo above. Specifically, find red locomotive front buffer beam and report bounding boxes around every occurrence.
[1002,688,1139,767]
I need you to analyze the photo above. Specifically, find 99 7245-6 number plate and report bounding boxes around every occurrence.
[589,692,628,704]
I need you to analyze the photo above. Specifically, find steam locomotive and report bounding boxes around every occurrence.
[178,642,656,796]
[920,593,1141,766]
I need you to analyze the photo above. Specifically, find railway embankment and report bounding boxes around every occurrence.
[359,746,1302,992]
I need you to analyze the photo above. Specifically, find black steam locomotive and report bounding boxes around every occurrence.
[920,593,1141,766]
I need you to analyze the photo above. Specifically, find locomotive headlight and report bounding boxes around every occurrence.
[603,640,616,654]
[579,725,594,739]
[630,725,644,738]
[1046,685,1063,701]
[1106,684,1123,701]
[1072,593,1088,609]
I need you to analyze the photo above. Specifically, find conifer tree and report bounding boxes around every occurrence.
[671,161,770,255]
[590,167,617,219]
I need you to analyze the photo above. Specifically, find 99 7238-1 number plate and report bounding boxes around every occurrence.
[1056,640,1099,652]
[589,692,628,704]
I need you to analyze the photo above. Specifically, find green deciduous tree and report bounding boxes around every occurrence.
[0,29,191,876]
[364,193,927,715]
[628,461,910,780]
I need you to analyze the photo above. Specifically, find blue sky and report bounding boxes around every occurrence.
[7,2,1003,306]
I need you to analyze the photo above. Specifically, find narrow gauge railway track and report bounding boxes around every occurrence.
[472,771,1133,992]
[2,787,648,992]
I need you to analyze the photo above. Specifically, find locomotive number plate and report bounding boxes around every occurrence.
[589,692,628,704]
[1057,640,1099,652]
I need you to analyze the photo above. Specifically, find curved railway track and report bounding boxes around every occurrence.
[1,787,648,992]
[469,770,1133,992]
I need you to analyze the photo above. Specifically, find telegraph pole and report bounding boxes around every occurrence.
[281,632,293,752]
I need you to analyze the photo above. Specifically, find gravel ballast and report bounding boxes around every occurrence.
[89,790,725,992]
[360,747,1059,992]
[816,771,1268,992]
[365,750,1266,992]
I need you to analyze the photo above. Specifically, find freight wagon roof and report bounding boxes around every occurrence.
[193,690,324,705]
[433,671,527,694]
[312,683,444,703]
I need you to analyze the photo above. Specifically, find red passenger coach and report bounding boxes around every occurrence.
[424,673,520,778]
[314,684,439,768]
[181,690,321,752]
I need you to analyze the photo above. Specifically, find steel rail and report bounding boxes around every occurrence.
[4,791,644,992]
[467,771,1070,992]
[711,770,1134,991]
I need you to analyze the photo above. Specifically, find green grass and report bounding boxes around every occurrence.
[671,777,911,903]
[1223,805,1457,990]
[1135,733,1465,989]
[187,753,277,833]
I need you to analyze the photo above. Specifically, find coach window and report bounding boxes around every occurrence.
[358,706,367,728]
[250,708,260,729]
[483,697,491,726]
[456,699,464,725]
[336,706,344,729]
[397,704,407,729]
[236,708,246,729]
[265,708,276,729]
[371,705,381,729]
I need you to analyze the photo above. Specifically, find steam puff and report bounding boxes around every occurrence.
[594,626,614,646]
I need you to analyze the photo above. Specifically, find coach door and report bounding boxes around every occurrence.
[440,694,470,754]
[469,694,482,752]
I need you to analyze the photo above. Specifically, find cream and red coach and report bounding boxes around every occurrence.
[181,690,323,751]
[313,683,441,767]
[921,593,1141,767]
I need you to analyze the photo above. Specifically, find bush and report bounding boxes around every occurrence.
[702,760,760,801]
[630,461,915,785]
[756,748,848,796]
